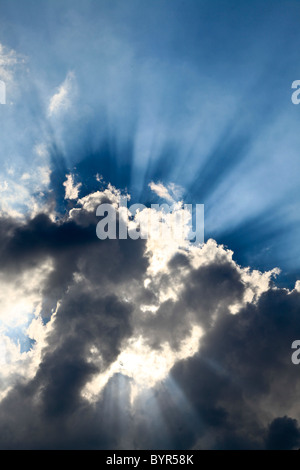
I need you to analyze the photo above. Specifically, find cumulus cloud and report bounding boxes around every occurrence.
[0,181,299,449]
[63,173,82,200]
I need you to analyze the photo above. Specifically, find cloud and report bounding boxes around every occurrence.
[0,0,300,450]
[0,180,299,449]
[63,173,82,200]
[48,71,76,117]
[0,43,20,83]
[265,416,300,450]
[149,181,176,203]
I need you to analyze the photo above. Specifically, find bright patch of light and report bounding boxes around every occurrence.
[82,324,203,404]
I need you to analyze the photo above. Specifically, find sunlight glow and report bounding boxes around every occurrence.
[82,324,203,405]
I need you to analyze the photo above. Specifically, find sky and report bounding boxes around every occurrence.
[0,0,300,450]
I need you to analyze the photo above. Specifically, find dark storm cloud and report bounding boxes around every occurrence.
[0,371,133,449]
[0,190,300,449]
[0,201,148,314]
[136,283,300,450]
[34,292,133,419]
[133,253,245,352]
[0,192,148,448]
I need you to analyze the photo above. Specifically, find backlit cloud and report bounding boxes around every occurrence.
[0,181,299,449]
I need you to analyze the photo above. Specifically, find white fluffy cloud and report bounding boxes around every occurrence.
[63,173,82,200]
